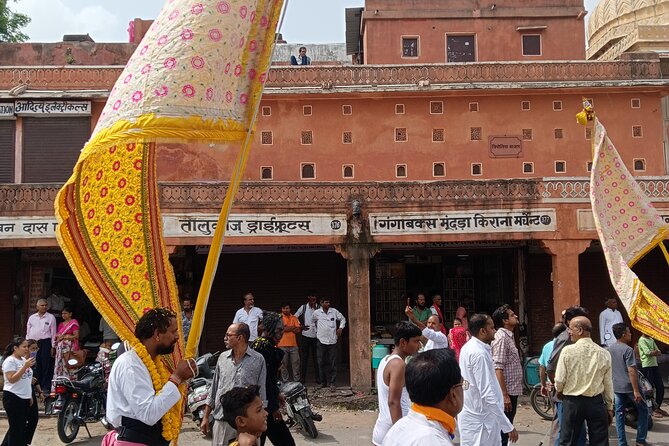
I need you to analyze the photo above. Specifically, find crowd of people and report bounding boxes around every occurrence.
[3,291,667,446]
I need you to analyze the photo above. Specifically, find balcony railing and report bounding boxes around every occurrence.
[3,178,669,214]
[0,60,663,91]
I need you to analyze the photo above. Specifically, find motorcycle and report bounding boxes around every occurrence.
[187,351,220,428]
[280,381,321,439]
[52,359,107,443]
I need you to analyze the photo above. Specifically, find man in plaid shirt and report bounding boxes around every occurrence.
[492,304,522,446]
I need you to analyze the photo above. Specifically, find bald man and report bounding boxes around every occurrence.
[26,299,57,400]
[554,316,613,446]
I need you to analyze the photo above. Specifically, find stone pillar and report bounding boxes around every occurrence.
[540,240,592,323]
[336,209,377,393]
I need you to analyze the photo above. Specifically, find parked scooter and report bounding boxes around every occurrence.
[52,359,108,443]
[625,370,656,431]
[187,351,220,428]
[280,381,321,438]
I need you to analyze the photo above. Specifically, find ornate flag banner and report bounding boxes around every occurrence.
[55,0,284,441]
[590,117,669,344]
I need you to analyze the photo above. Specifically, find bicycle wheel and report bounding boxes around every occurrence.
[530,385,553,420]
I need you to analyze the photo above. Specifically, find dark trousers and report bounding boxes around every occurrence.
[26,389,38,444]
[36,338,53,393]
[642,365,665,409]
[1,390,30,446]
[300,336,320,384]
[260,416,295,446]
[559,394,609,446]
[501,395,518,446]
[316,341,337,386]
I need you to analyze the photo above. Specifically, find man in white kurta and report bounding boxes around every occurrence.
[232,292,263,342]
[458,314,517,446]
[598,297,623,347]
[405,306,449,351]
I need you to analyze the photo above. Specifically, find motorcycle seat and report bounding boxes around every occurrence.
[72,374,99,392]
[280,381,306,398]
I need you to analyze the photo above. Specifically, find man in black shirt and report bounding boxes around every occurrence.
[252,311,296,446]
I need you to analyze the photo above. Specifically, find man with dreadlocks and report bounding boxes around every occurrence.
[252,311,296,446]
[104,308,196,446]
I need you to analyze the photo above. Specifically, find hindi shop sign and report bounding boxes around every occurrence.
[369,209,556,236]
[489,136,523,158]
[164,214,347,237]
[0,214,347,240]
[14,100,91,116]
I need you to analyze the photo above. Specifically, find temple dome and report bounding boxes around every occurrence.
[587,0,669,59]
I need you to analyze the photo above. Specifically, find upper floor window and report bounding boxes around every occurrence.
[522,35,541,56]
[447,35,475,62]
[402,37,419,58]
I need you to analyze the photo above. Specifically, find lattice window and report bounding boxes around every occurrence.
[522,129,532,140]
[554,128,564,139]
[631,98,641,109]
[471,163,482,176]
[585,128,592,140]
[396,164,407,178]
[395,104,405,114]
[301,130,313,145]
[633,125,643,138]
[301,163,315,179]
[430,101,444,114]
[342,164,354,178]
[395,128,407,142]
[555,161,566,173]
[587,161,593,172]
[469,102,479,112]
[521,101,531,111]
[633,158,646,172]
[261,131,273,145]
[342,104,352,115]
[433,128,445,142]
[553,101,562,111]
[260,166,273,180]
[470,127,482,141]
[523,162,534,174]
[303,105,312,116]
[261,106,271,116]
[343,131,353,144]
[433,162,445,177]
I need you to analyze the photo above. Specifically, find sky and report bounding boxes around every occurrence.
[13,0,603,44]
[12,0,366,43]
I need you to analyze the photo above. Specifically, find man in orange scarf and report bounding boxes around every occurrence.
[381,348,464,446]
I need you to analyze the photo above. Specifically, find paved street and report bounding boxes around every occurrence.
[2,396,669,445]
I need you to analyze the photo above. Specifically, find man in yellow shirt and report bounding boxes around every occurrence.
[278,303,301,382]
[555,316,614,446]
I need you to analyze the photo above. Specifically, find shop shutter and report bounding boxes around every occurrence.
[22,117,90,183]
[0,120,15,183]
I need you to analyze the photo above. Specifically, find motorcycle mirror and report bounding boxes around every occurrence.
[111,342,121,350]
[67,358,79,366]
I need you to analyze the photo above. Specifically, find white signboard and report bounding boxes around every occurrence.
[0,103,15,118]
[14,100,91,116]
[0,214,347,239]
[369,209,557,235]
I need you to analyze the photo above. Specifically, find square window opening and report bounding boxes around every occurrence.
[522,34,541,56]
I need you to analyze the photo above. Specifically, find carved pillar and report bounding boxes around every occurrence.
[336,212,377,393]
[540,240,592,323]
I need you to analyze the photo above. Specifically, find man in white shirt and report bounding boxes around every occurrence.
[46,286,69,320]
[405,304,449,351]
[232,292,263,342]
[105,308,195,446]
[312,298,346,390]
[373,321,422,445]
[598,297,623,347]
[26,298,56,399]
[294,291,321,384]
[459,314,518,446]
[382,348,464,446]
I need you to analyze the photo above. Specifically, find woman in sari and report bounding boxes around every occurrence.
[447,317,470,361]
[51,305,79,391]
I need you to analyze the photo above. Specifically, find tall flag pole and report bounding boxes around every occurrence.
[580,101,669,343]
[55,0,285,442]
